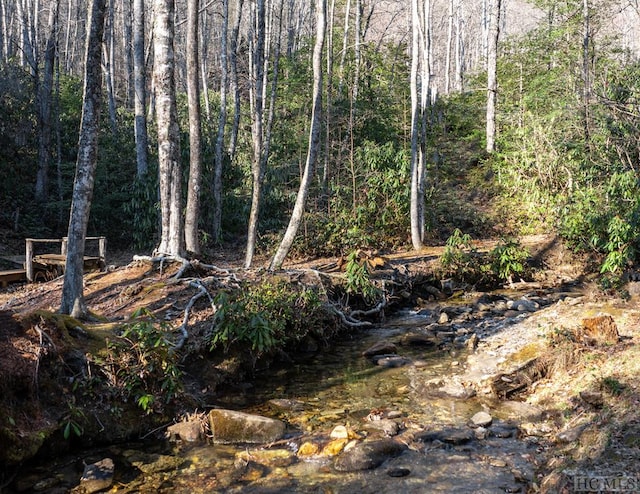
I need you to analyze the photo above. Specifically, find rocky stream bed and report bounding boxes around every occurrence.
[2,237,640,493]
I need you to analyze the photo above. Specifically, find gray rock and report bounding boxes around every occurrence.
[334,439,407,471]
[209,409,285,444]
[79,458,114,494]
[438,312,449,324]
[470,411,493,428]
[365,418,400,436]
[166,420,202,442]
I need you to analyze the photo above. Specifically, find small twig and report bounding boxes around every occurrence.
[139,421,175,440]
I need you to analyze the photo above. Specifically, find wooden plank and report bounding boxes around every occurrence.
[0,269,26,287]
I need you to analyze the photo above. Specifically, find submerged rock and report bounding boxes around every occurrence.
[77,458,114,494]
[362,341,398,357]
[334,439,407,471]
[373,355,412,368]
[209,409,285,444]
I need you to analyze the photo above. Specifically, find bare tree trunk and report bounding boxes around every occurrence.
[133,0,148,178]
[154,0,183,257]
[455,1,464,91]
[123,0,135,107]
[212,0,229,243]
[410,0,423,250]
[227,0,243,161]
[323,0,335,192]
[185,0,202,255]
[60,0,106,318]
[199,7,210,118]
[103,0,117,133]
[337,0,350,96]
[582,0,591,145]
[244,0,266,268]
[35,0,59,202]
[486,0,501,153]
[0,0,6,63]
[270,0,325,271]
[445,0,453,94]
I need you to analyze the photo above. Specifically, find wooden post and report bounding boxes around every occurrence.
[25,238,33,282]
[98,236,106,261]
[61,237,68,256]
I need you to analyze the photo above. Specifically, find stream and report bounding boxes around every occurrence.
[8,288,577,493]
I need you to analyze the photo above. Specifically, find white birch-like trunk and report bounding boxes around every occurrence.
[185,0,203,254]
[154,0,183,257]
[486,0,501,153]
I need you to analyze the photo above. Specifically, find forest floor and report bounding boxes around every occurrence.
[1,235,640,492]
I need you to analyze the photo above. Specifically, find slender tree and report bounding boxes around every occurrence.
[270,0,325,270]
[212,0,230,243]
[103,0,117,133]
[154,0,184,257]
[184,0,203,254]
[227,0,243,161]
[409,0,424,250]
[133,0,148,178]
[486,0,501,153]
[60,0,106,318]
[244,0,266,268]
[35,0,59,202]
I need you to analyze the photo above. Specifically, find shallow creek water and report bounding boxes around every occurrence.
[11,293,566,493]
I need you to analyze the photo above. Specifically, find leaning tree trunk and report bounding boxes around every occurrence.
[270,0,325,271]
[154,0,184,257]
[184,0,203,255]
[486,0,501,154]
[60,0,106,318]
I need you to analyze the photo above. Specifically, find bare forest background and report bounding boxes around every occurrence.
[2,0,640,286]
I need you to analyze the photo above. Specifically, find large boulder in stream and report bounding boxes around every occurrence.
[209,409,285,444]
[334,439,407,471]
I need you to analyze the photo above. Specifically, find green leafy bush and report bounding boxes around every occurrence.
[208,279,324,358]
[344,251,381,304]
[99,308,183,414]
[439,229,476,279]
[490,238,530,282]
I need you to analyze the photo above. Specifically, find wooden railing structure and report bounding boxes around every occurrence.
[0,236,108,284]
[25,236,107,282]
